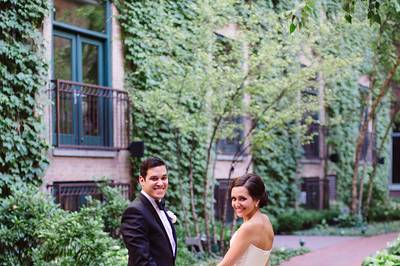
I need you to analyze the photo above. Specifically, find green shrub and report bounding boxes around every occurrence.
[268,214,279,233]
[34,206,127,265]
[86,183,129,238]
[175,242,201,266]
[277,210,304,232]
[0,184,128,265]
[277,208,340,233]
[270,247,310,266]
[363,251,400,266]
[294,221,400,236]
[367,202,400,222]
[323,207,342,223]
[363,235,400,266]
[334,213,359,227]
[0,184,60,265]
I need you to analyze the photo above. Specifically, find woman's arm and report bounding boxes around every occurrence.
[217,224,254,266]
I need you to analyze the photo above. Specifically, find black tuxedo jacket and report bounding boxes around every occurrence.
[121,193,177,266]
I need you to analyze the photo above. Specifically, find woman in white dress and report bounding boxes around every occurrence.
[217,173,274,266]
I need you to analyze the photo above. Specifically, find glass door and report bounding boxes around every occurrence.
[53,32,78,145]
[53,31,106,147]
[79,37,105,146]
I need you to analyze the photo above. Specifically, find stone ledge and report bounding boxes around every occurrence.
[299,158,322,164]
[216,154,248,161]
[52,148,117,158]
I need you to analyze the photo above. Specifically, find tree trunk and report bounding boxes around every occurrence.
[175,132,190,237]
[203,76,249,252]
[350,54,400,214]
[203,118,221,252]
[188,138,201,237]
[217,88,289,252]
[364,106,400,216]
[357,159,368,219]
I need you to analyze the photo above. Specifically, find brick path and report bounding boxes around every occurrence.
[274,235,361,251]
[276,233,399,266]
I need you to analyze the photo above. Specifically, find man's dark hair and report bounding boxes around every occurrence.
[140,157,167,179]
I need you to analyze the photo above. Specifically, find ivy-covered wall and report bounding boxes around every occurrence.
[0,0,49,197]
[253,126,301,215]
[322,12,391,207]
[114,0,208,229]
[115,0,392,226]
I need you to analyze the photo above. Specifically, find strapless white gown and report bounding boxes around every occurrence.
[230,232,271,266]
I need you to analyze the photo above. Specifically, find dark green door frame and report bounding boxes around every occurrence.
[51,1,113,148]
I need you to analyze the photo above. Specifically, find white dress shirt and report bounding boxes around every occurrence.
[141,191,176,255]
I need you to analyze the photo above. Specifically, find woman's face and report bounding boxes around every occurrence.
[231,186,258,219]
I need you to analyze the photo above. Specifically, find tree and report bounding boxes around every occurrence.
[292,0,400,215]
[116,0,356,252]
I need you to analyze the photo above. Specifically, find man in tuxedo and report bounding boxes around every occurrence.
[121,157,177,266]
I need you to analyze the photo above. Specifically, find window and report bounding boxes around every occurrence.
[216,117,244,155]
[301,86,320,159]
[49,181,132,211]
[52,0,114,148]
[302,112,320,159]
[391,88,400,184]
[300,177,329,209]
[51,182,103,211]
[393,129,400,184]
[214,179,234,222]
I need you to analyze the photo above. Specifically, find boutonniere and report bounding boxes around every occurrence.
[166,210,177,224]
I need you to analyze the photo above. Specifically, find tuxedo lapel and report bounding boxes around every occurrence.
[164,208,177,256]
[138,194,175,256]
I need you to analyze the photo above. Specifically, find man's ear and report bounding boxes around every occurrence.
[138,176,145,183]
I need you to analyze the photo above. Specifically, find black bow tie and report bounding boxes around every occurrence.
[156,199,165,210]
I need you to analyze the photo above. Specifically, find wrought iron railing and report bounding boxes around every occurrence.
[48,80,130,150]
[301,177,330,209]
[47,181,132,211]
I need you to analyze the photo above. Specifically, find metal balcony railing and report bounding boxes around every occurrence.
[47,181,132,211]
[49,80,130,150]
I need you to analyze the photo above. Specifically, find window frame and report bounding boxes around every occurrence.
[51,1,113,148]
[216,116,244,156]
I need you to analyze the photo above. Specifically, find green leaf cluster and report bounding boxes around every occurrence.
[363,235,400,266]
[0,184,128,265]
[0,0,49,196]
[115,1,394,248]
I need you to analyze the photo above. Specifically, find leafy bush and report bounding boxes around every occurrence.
[333,212,359,227]
[176,241,202,266]
[277,210,304,233]
[277,208,340,233]
[0,184,128,265]
[0,184,59,265]
[268,214,279,233]
[270,247,310,266]
[0,0,50,197]
[294,221,400,236]
[367,202,400,222]
[363,235,400,266]
[86,183,129,237]
[34,206,127,265]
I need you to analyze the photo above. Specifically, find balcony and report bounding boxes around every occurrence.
[48,80,130,150]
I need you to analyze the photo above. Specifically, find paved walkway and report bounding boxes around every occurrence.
[275,233,399,266]
[274,235,361,251]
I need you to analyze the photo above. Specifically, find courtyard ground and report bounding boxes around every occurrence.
[274,232,399,266]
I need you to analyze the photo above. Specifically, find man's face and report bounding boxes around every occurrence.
[139,165,168,200]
